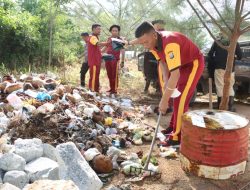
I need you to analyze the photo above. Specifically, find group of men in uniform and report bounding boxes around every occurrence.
[80,24,124,94]
[80,19,238,147]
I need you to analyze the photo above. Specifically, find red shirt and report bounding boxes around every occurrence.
[151,31,202,71]
[87,34,102,66]
[106,37,121,60]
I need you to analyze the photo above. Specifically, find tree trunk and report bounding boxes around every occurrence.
[219,34,239,110]
[48,0,53,70]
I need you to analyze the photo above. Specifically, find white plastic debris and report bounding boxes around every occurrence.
[103,105,114,113]
[0,112,10,133]
[144,163,159,176]
[73,92,82,103]
[24,90,38,98]
[83,148,101,161]
[65,109,77,119]
[37,103,54,114]
[159,147,177,158]
[83,107,100,118]
[105,128,117,135]
[157,132,166,142]
[6,94,23,110]
[123,163,143,175]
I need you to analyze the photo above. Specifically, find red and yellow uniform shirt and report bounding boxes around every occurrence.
[87,35,102,66]
[106,37,121,60]
[151,31,202,72]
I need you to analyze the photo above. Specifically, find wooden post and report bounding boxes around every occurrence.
[209,78,213,109]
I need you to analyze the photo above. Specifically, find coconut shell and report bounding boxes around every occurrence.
[56,85,65,97]
[51,93,60,101]
[4,83,23,94]
[66,94,76,104]
[0,82,8,92]
[92,154,113,173]
[2,75,14,83]
[31,79,44,89]
[93,142,103,154]
[92,111,104,123]
[64,85,72,93]
[23,83,34,91]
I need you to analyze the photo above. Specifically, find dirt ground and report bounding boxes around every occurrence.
[108,99,250,190]
[95,60,250,190]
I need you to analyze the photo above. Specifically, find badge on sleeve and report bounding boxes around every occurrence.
[169,52,174,59]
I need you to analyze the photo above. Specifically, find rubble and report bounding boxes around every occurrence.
[23,180,79,190]
[0,73,164,188]
[24,157,59,182]
[3,170,29,189]
[42,143,58,162]
[0,153,26,171]
[14,138,43,162]
[0,183,21,190]
[56,142,103,190]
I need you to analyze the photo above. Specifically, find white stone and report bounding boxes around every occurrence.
[0,153,26,171]
[56,142,103,190]
[43,143,58,162]
[0,183,21,190]
[3,170,28,189]
[23,180,79,190]
[25,157,59,182]
[14,138,43,162]
[0,169,4,183]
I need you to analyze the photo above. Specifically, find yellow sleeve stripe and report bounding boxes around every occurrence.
[90,36,99,45]
[150,50,160,61]
[164,43,181,71]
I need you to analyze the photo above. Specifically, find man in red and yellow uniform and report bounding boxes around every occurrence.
[103,25,125,94]
[127,21,204,146]
[88,24,109,92]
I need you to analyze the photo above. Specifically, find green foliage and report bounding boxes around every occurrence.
[0,0,81,72]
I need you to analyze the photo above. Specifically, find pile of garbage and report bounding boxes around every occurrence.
[0,74,156,149]
[0,73,168,189]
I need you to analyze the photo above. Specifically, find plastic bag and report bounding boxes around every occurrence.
[6,94,23,110]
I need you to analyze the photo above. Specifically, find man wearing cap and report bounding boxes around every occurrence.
[125,21,204,146]
[88,24,109,92]
[80,32,89,87]
[103,25,125,94]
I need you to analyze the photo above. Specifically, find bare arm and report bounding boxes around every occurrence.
[101,46,107,53]
[124,38,140,46]
[159,61,169,90]
[121,49,125,62]
[97,41,109,47]
[121,48,125,64]
[159,69,180,113]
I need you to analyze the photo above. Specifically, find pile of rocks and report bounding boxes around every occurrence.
[0,138,102,190]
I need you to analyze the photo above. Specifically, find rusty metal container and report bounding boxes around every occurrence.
[180,109,249,180]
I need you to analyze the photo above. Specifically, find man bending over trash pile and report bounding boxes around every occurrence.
[124,21,204,146]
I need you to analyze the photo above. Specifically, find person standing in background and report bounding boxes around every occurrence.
[207,32,242,111]
[80,32,89,87]
[88,24,109,92]
[103,25,125,94]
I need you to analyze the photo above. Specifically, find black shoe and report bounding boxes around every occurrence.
[161,127,173,135]
[158,139,180,147]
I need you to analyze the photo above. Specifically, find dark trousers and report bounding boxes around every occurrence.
[80,62,89,87]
